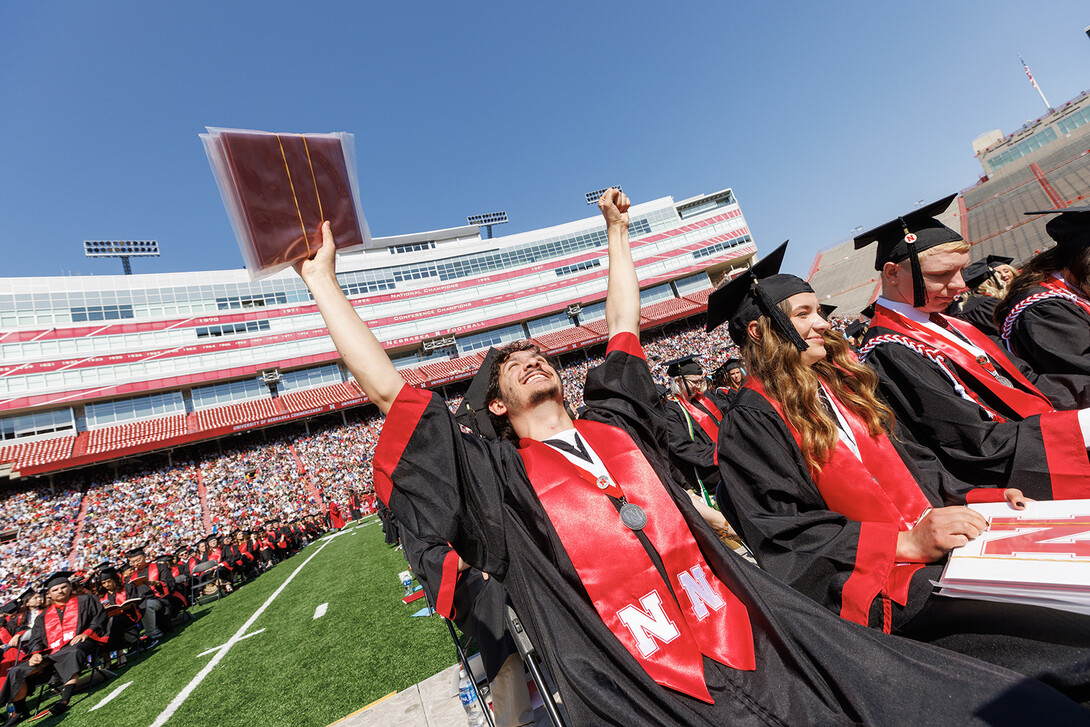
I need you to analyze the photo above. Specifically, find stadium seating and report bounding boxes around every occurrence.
[195,398,281,431]
[639,297,703,327]
[279,381,364,413]
[530,327,598,354]
[0,435,76,470]
[415,354,484,386]
[84,415,188,455]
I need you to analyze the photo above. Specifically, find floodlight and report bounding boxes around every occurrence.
[467,211,509,239]
[585,186,622,205]
[83,240,160,275]
[467,211,509,226]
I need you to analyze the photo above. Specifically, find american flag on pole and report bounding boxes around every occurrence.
[1021,56,1040,92]
[1019,54,1052,111]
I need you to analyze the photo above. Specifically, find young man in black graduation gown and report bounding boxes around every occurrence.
[126,547,179,640]
[854,195,1090,501]
[661,356,723,502]
[295,190,1086,725]
[997,207,1090,397]
[1,573,107,725]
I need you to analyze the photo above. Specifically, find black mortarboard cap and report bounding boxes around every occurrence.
[706,241,813,351]
[454,347,502,440]
[1024,205,1090,248]
[0,600,16,615]
[17,587,34,603]
[845,320,866,339]
[820,303,837,319]
[125,546,146,559]
[99,567,121,582]
[985,254,1014,268]
[854,194,962,307]
[93,561,113,573]
[962,260,991,289]
[663,355,703,378]
[42,571,74,590]
[722,358,744,371]
[860,302,876,319]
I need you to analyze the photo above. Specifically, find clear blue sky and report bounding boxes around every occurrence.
[2,1,1088,279]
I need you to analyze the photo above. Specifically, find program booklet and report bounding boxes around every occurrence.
[202,127,372,280]
[935,498,1090,615]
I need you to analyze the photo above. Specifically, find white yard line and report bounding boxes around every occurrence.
[90,681,133,711]
[313,602,328,619]
[149,531,344,727]
[195,628,266,657]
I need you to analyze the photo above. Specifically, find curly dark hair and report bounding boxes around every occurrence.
[484,340,555,443]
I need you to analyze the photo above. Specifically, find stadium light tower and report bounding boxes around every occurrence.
[467,211,508,239]
[585,186,622,205]
[83,240,159,275]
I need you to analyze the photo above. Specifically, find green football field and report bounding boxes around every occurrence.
[30,516,455,727]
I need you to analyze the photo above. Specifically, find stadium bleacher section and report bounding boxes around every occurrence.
[807,89,1090,314]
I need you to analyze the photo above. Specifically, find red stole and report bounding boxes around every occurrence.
[44,601,81,652]
[871,304,1055,419]
[677,395,722,461]
[745,378,927,625]
[518,419,754,704]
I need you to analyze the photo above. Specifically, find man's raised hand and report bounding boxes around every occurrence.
[598,188,630,228]
[294,221,338,286]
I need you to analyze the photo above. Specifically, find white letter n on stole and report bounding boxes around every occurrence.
[677,564,726,620]
[616,591,681,657]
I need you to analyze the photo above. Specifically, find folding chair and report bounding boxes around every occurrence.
[188,560,223,606]
[504,604,570,727]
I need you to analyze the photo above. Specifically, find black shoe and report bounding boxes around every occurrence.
[3,711,29,727]
[48,701,69,717]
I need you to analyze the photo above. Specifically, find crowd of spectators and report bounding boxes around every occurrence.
[0,485,82,598]
[76,462,204,570]
[202,434,321,533]
[0,315,863,600]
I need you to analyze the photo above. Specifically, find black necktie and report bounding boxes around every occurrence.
[544,432,593,463]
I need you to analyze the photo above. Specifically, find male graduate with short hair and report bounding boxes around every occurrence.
[126,546,179,640]
[855,195,1090,500]
[661,355,723,502]
[294,188,1087,725]
[0,572,107,725]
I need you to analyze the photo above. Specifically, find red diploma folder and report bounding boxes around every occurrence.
[202,127,372,280]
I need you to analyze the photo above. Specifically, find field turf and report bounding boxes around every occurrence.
[27,516,455,727]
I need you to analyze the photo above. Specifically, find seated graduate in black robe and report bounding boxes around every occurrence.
[709,357,746,407]
[853,195,1090,500]
[661,355,723,503]
[126,547,179,640]
[1,572,107,725]
[708,245,1090,705]
[997,208,1090,402]
[293,192,1088,725]
[97,568,142,663]
[944,254,1014,341]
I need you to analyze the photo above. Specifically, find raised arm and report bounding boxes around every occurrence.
[598,188,640,339]
[295,221,405,414]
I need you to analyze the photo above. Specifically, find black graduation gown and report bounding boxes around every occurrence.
[375,337,1087,726]
[399,525,515,681]
[1,595,107,704]
[663,398,721,496]
[863,323,1087,497]
[1003,286,1090,407]
[947,295,1002,340]
[717,388,1090,704]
